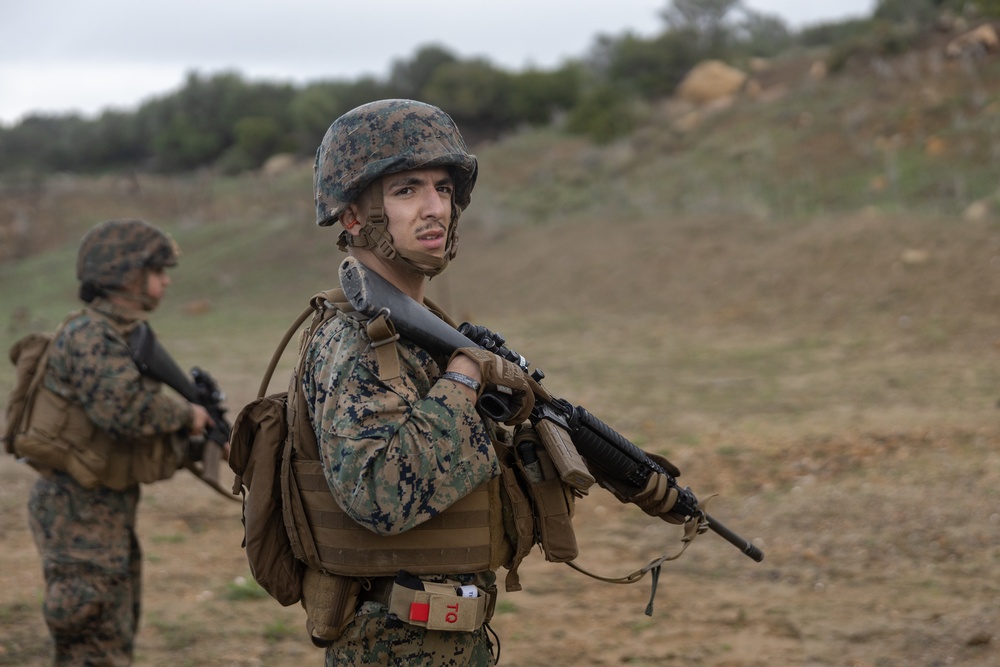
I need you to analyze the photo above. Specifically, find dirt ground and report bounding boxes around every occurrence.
[2,211,999,666]
[1,424,998,667]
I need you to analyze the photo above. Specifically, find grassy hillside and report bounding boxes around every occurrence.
[3,42,1000,432]
[2,40,1000,667]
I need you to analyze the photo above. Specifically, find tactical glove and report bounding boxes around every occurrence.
[630,452,689,525]
[451,347,535,426]
[633,473,683,524]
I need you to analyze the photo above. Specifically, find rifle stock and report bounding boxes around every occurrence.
[127,324,232,451]
[339,256,764,563]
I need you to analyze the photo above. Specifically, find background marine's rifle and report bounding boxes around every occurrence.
[128,323,234,497]
[339,256,763,563]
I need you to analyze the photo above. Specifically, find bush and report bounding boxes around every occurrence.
[565,85,636,144]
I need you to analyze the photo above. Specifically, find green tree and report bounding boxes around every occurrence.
[507,64,583,124]
[565,85,636,143]
[974,0,1000,17]
[422,60,514,140]
[152,113,225,171]
[217,115,291,173]
[388,45,459,99]
[660,0,743,51]
[800,18,874,48]
[81,110,149,170]
[874,0,959,25]
[588,30,702,99]
[735,10,792,56]
[142,71,296,171]
[0,113,91,173]
[289,77,390,154]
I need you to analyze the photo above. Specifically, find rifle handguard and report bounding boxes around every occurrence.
[568,407,700,518]
[568,406,660,492]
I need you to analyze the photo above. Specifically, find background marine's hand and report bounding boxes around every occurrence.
[188,403,213,437]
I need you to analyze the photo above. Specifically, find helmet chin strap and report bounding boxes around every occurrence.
[106,270,158,311]
[105,288,157,311]
[337,179,458,278]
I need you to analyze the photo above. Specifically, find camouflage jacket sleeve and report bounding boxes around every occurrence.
[305,313,501,536]
[44,312,191,441]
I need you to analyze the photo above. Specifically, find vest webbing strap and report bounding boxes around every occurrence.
[21,311,85,425]
[366,313,401,382]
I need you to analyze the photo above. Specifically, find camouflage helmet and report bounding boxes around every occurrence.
[314,99,478,227]
[76,219,179,289]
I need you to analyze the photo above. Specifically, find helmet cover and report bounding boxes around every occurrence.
[314,99,478,227]
[76,219,179,289]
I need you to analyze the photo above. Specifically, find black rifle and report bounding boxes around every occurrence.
[339,256,763,563]
[127,323,232,468]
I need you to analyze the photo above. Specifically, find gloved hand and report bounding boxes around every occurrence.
[632,473,683,524]
[450,347,535,426]
[631,452,689,525]
[647,451,681,478]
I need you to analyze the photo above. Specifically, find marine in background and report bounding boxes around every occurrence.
[13,219,213,666]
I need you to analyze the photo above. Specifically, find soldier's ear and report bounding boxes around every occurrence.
[340,205,363,237]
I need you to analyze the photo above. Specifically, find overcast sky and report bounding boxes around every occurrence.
[0,0,875,126]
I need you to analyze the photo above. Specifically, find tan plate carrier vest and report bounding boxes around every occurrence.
[9,309,180,491]
[279,289,525,581]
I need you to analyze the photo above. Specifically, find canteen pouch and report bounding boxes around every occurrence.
[301,568,362,646]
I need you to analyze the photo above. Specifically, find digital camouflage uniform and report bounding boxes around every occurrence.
[26,221,191,666]
[303,307,502,666]
[298,99,521,665]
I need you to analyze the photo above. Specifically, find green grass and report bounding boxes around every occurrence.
[224,575,270,601]
[147,614,201,652]
[263,617,298,642]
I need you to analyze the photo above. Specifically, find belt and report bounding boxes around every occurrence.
[359,576,498,627]
[358,577,395,606]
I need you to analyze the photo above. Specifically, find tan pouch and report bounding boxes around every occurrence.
[301,569,362,646]
[230,394,305,607]
[513,425,579,563]
[530,473,579,562]
[494,441,536,592]
[5,332,53,454]
[128,433,182,486]
[387,579,490,632]
[15,387,104,488]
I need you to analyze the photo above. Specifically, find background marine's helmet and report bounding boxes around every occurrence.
[76,219,179,290]
[313,99,478,276]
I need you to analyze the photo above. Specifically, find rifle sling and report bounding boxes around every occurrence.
[563,506,711,616]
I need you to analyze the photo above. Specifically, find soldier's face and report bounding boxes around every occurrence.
[130,266,170,310]
[381,167,453,260]
[145,267,170,301]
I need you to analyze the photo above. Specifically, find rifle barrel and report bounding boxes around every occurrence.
[703,513,764,562]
